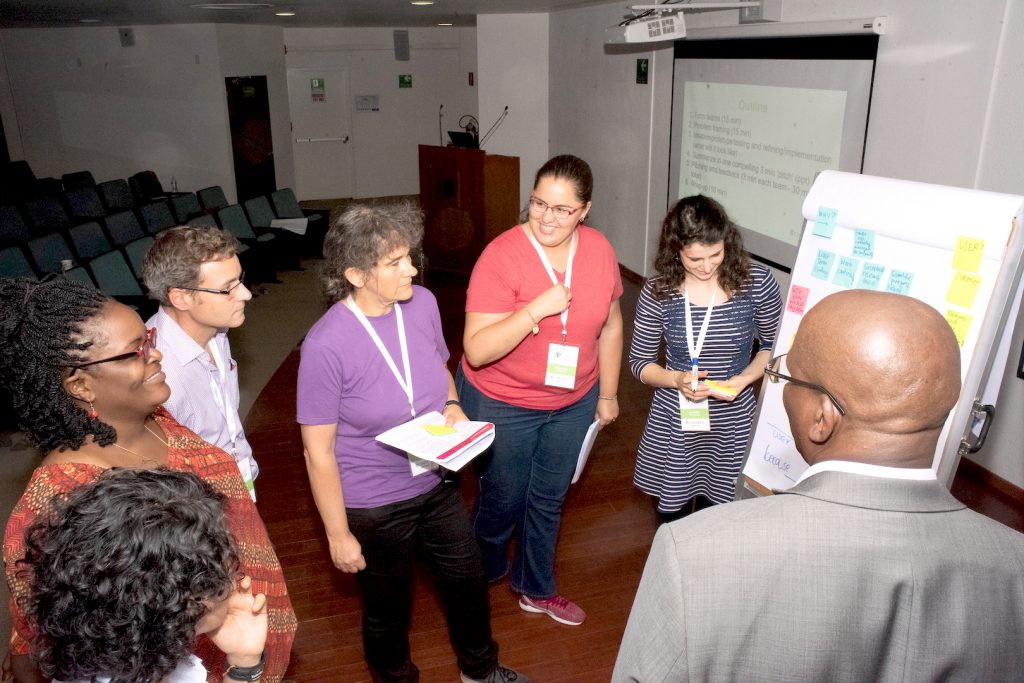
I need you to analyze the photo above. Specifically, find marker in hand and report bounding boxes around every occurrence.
[691,358,699,393]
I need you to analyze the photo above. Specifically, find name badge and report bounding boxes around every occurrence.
[678,391,711,432]
[545,343,579,389]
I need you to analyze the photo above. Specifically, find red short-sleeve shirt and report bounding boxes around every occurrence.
[461,224,622,410]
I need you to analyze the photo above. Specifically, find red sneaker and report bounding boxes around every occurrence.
[518,594,586,626]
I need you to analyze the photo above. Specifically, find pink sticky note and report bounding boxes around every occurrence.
[787,285,809,315]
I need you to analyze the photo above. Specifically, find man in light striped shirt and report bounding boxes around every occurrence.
[142,226,259,500]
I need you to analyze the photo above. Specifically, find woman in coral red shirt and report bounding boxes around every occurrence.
[458,154,623,627]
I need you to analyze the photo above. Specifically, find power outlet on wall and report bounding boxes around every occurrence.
[739,0,783,23]
[118,27,135,47]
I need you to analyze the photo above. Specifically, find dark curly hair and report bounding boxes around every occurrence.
[319,201,424,304]
[21,468,238,683]
[0,277,117,452]
[651,195,751,300]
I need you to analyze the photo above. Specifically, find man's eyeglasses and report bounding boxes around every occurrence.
[69,328,157,373]
[176,272,247,296]
[764,353,846,416]
[528,196,584,221]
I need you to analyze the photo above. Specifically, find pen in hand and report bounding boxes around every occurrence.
[691,359,699,393]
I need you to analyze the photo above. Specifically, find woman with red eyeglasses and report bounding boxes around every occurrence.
[0,277,295,683]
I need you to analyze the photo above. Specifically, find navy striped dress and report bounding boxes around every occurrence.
[629,263,782,512]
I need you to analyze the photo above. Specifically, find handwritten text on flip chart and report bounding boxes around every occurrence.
[952,236,985,273]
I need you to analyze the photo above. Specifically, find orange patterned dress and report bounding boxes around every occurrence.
[3,408,297,683]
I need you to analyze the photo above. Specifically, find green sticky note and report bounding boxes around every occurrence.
[945,270,983,309]
[423,424,456,436]
[952,236,985,273]
[832,255,859,288]
[810,249,836,280]
[813,207,838,238]
[857,262,885,290]
[853,229,875,259]
[885,270,915,295]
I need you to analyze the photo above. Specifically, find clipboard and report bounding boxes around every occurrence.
[571,419,601,484]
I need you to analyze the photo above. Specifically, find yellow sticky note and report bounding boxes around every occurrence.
[944,310,972,347]
[423,424,457,436]
[945,271,982,309]
[952,236,985,273]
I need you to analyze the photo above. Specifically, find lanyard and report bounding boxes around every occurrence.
[205,341,242,456]
[525,228,577,343]
[347,296,415,417]
[684,284,717,368]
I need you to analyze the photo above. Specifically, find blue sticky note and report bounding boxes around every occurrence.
[811,249,836,280]
[885,270,915,295]
[832,256,859,288]
[853,229,875,259]
[857,262,885,290]
[813,207,838,238]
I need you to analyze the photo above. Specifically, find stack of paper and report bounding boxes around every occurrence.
[376,411,495,471]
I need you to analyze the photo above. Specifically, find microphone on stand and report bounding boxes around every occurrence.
[479,106,509,149]
[438,104,444,146]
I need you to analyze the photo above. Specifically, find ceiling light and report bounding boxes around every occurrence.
[190,3,274,10]
[275,10,296,16]
[79,18,100,23]
[411,1,435,5]
[437,22,453,26]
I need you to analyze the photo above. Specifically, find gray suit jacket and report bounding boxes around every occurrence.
[613,471,1024,682]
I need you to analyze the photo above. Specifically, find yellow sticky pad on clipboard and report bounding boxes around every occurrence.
[422,424,457,436]
[702,380,739,399]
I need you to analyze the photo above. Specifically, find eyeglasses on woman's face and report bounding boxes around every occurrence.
[528,195,584,221]
[68,328,158,374]
[764,353,846,416]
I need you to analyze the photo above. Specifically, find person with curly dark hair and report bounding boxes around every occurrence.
[21,468,267,683]
[298,202,528,683]
[629,195,782,521]
[0,276,295,683]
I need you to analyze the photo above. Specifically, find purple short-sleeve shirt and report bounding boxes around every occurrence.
[296,286,449,508]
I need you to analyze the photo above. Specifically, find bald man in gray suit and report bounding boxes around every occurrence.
[613,290,1024,683]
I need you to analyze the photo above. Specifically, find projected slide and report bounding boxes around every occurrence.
[679,82,846,247]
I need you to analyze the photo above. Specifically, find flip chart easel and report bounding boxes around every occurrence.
[741,170,1024,494]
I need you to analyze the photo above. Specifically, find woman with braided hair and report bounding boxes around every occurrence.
[0,277,295,683]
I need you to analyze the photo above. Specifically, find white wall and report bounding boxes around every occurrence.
[283,27,477,198]
[545,0,1024,488]
[476,14,549,208]
[215,24,294,196]
[0,24,236,196]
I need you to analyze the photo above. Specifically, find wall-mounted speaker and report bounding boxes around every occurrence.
[118,27,135,47]
[393,30,410,61]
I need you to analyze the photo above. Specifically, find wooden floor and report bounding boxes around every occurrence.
[245,269,1024,683]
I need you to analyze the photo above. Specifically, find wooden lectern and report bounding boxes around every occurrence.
[418,145,520,273]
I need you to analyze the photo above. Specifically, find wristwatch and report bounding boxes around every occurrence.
[444,399,461,408]
[225,651,265,682]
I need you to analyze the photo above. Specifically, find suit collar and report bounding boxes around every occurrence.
[778,471,966,513]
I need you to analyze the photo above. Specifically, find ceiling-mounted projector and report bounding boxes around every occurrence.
[605,13,686,43]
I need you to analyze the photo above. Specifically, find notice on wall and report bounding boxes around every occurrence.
[310,78,325,103]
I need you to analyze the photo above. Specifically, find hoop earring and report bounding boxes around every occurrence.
[88,401,98,420]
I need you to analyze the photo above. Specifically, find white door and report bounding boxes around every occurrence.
[287,67,354,200]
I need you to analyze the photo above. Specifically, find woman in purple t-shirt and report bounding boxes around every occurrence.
[296,202,527,683]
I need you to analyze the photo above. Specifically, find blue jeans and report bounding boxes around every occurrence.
[346,480,498,683]
[456,367,598,599]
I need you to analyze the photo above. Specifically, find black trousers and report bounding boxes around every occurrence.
[347,479,499,683]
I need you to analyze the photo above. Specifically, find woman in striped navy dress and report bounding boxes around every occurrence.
[629,196,782,520]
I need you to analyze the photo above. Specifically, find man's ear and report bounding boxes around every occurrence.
[344,267,365,290]
[807,393,841,444]
[63,371,95,406]
[166,287,195,312]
